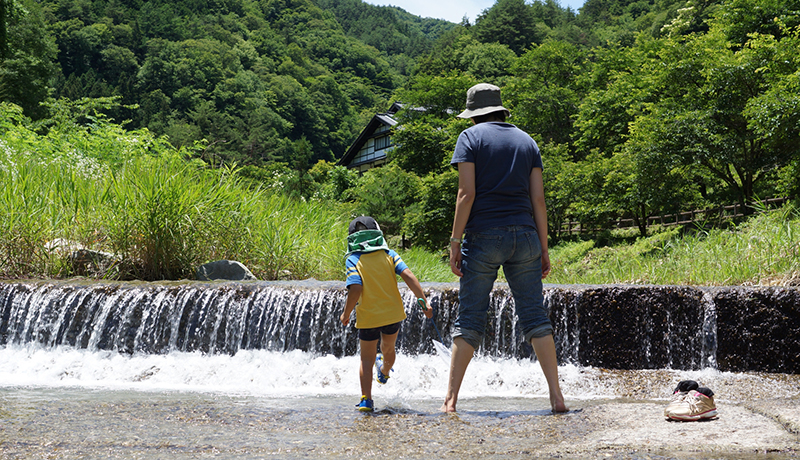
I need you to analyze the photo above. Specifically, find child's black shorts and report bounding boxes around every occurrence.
[358,322,401,341]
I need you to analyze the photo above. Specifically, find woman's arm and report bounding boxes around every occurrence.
[450,162,476,277]
[529,167,551,279]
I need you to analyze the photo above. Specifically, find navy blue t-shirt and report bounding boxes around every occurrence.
[450,122,543,232]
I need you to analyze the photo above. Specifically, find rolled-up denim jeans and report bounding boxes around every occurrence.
[452,225,553,350]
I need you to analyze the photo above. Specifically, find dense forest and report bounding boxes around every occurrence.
[1,0,799,256]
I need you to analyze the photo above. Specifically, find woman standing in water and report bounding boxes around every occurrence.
[441,83,568,413]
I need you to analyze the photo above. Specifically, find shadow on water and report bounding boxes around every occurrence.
[366,407,584,418]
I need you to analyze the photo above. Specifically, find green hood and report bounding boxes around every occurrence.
[346,229,389,257]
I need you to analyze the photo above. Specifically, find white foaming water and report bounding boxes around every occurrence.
[0,345,582,399]
[0,344,758,404]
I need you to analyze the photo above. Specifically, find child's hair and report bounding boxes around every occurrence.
[348,216,381,235]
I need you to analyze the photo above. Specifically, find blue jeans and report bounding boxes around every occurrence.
[453,226,553,350]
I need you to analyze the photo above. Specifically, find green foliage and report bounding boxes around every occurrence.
[474,0,544,54]
[0,101,349,281]
[390,118,461,176]
[742,22,800,160]
[712,0,800,46]
[778,160,800,203]
[561,151,619,227]
[619,106,707,235]
[549,239,595,266]
[3,0,799,279]
[390,73,474,176]
[309,160,359,202]
[0,0,7,59]
[507,40,586,145]
[314,0,454,59]
[641,21,797,209]
[35,0,399,167]
[403,168,459,252]
[2,99,798,286]
[579,0,687,43]
[396,246,456,283]
[0,0,58,118]
[459,41,518,82]
[573,36,659,159]
[549,205,800,286]
[538,143,578,240]
[659,0,720,37]
[105,154,217,279]
[349,162,421,238]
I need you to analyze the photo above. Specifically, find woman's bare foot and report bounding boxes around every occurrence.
[551,396,569,413]
[440,402,457,413]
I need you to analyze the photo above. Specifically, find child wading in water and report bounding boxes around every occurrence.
[340,216,432,412]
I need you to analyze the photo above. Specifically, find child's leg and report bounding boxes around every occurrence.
[359,339,379,399]
[378,332,398,375]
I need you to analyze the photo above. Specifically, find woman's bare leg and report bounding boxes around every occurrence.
[440,337,475,413]
[530,334,568,412]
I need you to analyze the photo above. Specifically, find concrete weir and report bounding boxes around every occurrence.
[544,284,800,373]
[0,280,798,373]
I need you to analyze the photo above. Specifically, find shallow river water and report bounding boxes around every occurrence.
[1,345,799,459]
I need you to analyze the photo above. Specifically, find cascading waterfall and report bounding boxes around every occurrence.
[1,281,356,356]
[701,291,718,369]
[1,280,798,372]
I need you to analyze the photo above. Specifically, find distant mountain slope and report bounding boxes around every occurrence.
[314,0,455,57]
[25,0,410,165]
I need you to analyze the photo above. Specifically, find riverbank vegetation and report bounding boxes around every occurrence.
[2,100,797,285]
[0,100,348,281]
[1,0,798,286]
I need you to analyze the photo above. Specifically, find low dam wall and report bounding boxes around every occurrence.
[1,280,797,373]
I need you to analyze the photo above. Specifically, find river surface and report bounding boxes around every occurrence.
[2,345,799,459]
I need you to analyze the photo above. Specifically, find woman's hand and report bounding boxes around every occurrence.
[449,242,463,277]
[541,251,551,279]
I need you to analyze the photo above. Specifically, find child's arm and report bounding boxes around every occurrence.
[399,269,433,319]
[340,284,362,326]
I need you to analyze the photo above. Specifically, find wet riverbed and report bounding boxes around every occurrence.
[1,346,798,459]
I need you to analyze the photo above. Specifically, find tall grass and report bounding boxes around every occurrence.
[547,206,800,286]
[396,246,458,284]
[0,103,350,281]
[401,207,800,286]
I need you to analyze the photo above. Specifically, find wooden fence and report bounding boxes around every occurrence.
[557,197,790,236]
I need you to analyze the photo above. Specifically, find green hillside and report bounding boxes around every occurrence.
[4,0,410,166]
[314,0,455,61]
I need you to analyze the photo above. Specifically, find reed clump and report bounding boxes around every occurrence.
[0,102,348,281]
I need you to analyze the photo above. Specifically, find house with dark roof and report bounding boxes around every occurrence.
[337,102,402,173]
